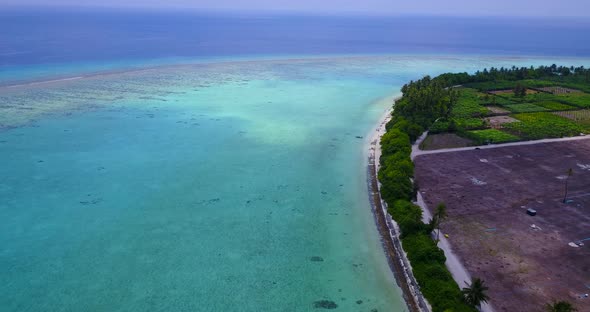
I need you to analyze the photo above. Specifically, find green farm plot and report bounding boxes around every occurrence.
[554,110,590,126]
[465,129,520,144]
[488,95,517,106]
[534,101,575,111]
[504,103,548,113]
[504,112,588,139]
[556,92,590,108]
[457,117,485,130]
[440,71,590,144]
[500,90,590,108]
[452,88,491,118]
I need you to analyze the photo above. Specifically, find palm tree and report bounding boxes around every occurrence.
[563,168,573,203]
[433,202,447,243]
[546,300,577,312]
[462,277,489,309]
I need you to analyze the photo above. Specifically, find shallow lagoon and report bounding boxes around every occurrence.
[1,56,589,311]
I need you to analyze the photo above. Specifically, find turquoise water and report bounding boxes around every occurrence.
[1,56,589,311]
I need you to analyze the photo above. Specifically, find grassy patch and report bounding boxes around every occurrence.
[465,129,520,144]
[534,101,575,111]
[504,112,587,139]
[556,92,590,108]
[503,103,548,113]
[452,88,490,118]
[488,95,517,106]
[457,118,485,130]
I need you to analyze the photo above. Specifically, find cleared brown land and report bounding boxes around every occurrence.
[489,89,538,95]
[419,133,473,150]
[414,140,590,311]
[487,106,511,115]
[485,115,518,128]
[540,86,583,94]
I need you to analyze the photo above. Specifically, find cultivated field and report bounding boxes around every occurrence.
[414,139,590,311]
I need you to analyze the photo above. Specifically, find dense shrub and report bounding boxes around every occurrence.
[429,119,451,133]
[379,76,476,312]
[378,168,413,203]
[388,200,426,238]
[402,233,446,263]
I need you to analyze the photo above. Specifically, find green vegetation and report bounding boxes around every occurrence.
[380,76,476,312]
[430,203,447,242]
[424,65,590,145]
[466,129,520,144]
[451,88,490,118]
[545,300,578,312]
[514,83,527,97]
[553,110,590,126]
[504,103,548,113]
[557,92,590,108]
[504,112,587,139]
[535,101,574,111]
[461,278,490,309]
[437,65,589,89]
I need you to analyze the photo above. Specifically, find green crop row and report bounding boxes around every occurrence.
[503,103,548,113]
[534,101,575,111]
[504,112,587,139]
[556,93,590,108]
[451,88,490,118]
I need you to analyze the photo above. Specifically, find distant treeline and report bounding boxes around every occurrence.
[437,64,590,87]
[378,64,590,311]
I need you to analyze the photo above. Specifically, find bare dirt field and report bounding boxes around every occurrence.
[419,133,474,150]
[414,140,590,311]
[485,115,519,128]
[489,89,538,95]
[487,106,511,115]
[540,86,583,95]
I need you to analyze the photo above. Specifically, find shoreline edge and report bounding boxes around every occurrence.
[366,100,430,312]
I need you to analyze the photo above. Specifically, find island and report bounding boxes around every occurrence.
[374,65,590,312]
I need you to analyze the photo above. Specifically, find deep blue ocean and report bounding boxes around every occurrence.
[2,8,590,68]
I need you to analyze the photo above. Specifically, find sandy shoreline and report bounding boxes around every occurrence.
[366,99,430,312]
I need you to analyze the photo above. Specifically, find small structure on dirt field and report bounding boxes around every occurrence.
[526,208,537,216]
